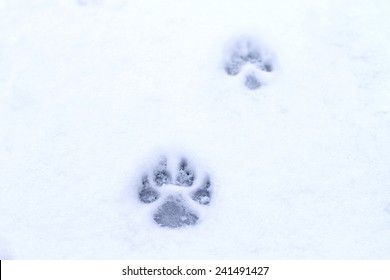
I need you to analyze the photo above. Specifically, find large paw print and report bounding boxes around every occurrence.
[138,156,212,228]
[224,37,275,90]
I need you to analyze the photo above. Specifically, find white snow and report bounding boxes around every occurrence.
[1,0,390,259]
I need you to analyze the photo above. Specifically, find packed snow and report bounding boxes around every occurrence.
[1,0,390,259]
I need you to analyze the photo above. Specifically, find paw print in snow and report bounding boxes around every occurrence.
[138,156,212,228]
[224,37,275,90]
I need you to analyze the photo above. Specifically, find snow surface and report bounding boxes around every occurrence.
[1,0,390,259]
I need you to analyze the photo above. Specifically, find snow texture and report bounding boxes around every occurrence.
[1,0,390,259]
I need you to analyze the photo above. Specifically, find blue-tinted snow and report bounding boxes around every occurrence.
[0,0,390,259]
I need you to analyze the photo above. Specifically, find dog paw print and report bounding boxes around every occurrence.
[224,37,275,90]
[138,156,212,228]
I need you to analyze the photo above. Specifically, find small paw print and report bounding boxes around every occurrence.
[224,37,275,90]
[138,156,212,228]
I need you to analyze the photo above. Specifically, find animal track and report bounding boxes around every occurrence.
[138,156,212,228]
[224,37,274,90]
